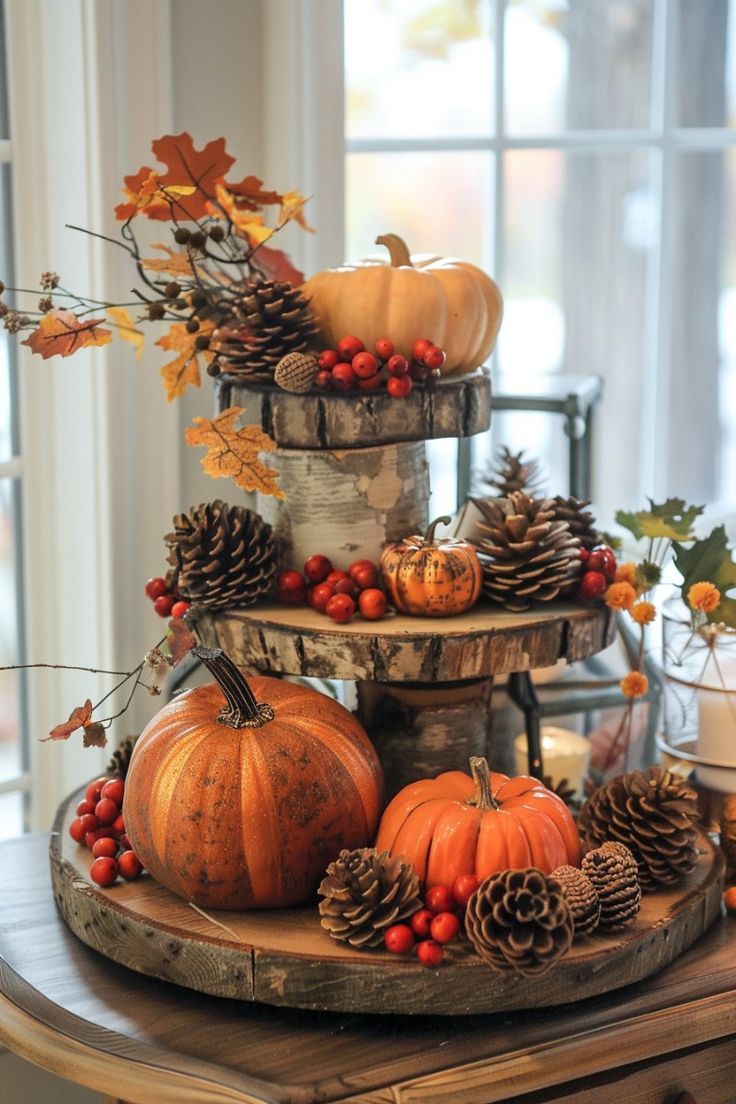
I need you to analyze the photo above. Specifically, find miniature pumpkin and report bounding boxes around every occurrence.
[374,756,581,888]
[123,647,384,910]
[302,233,503,376]
[380,515,482,617]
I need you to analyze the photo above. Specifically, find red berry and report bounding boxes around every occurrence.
[331,361,358,390]
[85,776,110,804]
[153,594,174,618]
[75,798,96,817]
[387,374,413,399]
[578,570,607,602]
[325,593,356,623]
[451,873,479,909]
[422,345,446,371]
[310,580,337,612]
[277,569,307,603]
[89,856,119,887]
[375,337,395,360]
[348,560,379,588]
[384,923,415,955]
[79,812,100,836]
[118,850,143,880]
[337,335,364,361]
[579,547,590,564]
[386,354,409,378]
[352,351,379,379]
[358,373,384,391]
[119,833,132,851]
[416,939,444,968]
[144,576,168,600]
[325,569,351,587]
[425,885,455,914]
[95,797,120,825]
[171,600,191,619]
[92,837,119,859]
[358,588,388,620]
[315,369,333,389]
[69,817,87,844]
[333,576,359,597]
[85,828,115,849]
[409,908,434,940]
[430,910,461,944]
[101,778,125,806]
[111,813,126,838]
[587,544,617,581]
[303,554,333,584]
[411,337,433,361]
[317,348,340,371]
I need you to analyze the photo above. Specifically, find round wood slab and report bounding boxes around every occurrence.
[214,368,491,448]
[51,792,725,1016]
[197,600,617,682]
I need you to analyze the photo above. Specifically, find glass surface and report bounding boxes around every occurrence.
[0,791,23,840]
[672,0,733,128]
[344,0,495,140]
[504,0,654,134]
[345,150,492,264]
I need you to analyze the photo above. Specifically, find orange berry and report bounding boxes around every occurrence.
[724,886,736,915]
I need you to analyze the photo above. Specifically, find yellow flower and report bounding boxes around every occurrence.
[615,562,637,585]
[621,671,649,698]
[605,581,637,611]
[687,581,721,614]
[631,600,657,625]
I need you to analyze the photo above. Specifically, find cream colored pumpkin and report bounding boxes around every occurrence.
[302,234,503,376]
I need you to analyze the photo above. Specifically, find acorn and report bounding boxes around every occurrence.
[274,351,319,393]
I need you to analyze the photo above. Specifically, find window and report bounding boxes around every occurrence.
[344,0,736,524]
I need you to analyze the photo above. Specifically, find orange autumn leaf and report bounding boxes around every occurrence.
[44,699,93,742]
[279,189,315,233]
[156,321,215,401]
[168,618,197,666]
[116,133,235,221]
[210,184,275,244]
[114,167,197,221]
[226,174,284,211]
[21,310,113,359]
[185,406,284,499]
[107,307,144,360]
[141,243,197,278]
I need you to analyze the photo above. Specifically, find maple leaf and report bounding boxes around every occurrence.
[21,310,113,359]
[226,174,284,210]
[43,699,93,742]
[252,244,305,287]
[141,243,197,278]
[82,722,108,749]
[107,307,144,360]
[279,189,315,233]
[673,525,736,628]
[185,406,284,499]
[167,618,197,666]
[114,168,197,221]
[156,321,214,401]
[615,498,704,542]
[210,185,275,243]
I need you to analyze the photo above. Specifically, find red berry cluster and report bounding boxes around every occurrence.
[383,873,478,967]
[277,554,388,624]
[68,775,144,887]
[576,544,618,603]
[144,575,191,620]
[315,336,446,398]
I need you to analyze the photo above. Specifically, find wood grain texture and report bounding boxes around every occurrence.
[215,369,491,449]
[50,789,724,1016]
[3,833,736,1104]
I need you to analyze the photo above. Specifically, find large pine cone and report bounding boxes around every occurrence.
[578,767,700,890]
[466,868,573,975]
[551,495,601,552]
[166,501,278,612]
[581,842,641,930]
[318,848,421,949]
[211,278,319,380]
[484,446,546,499]
[106,735,138,780]
[472,492,581,611]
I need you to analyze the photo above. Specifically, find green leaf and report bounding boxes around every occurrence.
[615,498,704,542]
[673,525,736,627]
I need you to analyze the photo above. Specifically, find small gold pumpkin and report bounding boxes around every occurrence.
[380,515,483,617]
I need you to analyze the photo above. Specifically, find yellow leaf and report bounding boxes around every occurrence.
[156,321,214,401]
[185,406,284,499]
[279,189,315,233]
[210,185,275,244]
[107,307,144,360]
[141,244,197,278]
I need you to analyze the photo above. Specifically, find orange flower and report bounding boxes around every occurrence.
[630,600,656,625]
[620,671,649,698]
[605,581,637,611]
[687,581,721,614]
[614,562,637,585]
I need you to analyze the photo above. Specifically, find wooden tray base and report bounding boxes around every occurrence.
[51,791,725,1016]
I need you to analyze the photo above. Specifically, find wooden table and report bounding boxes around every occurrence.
[1,835,736,1103]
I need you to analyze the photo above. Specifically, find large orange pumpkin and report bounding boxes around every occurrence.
[123,647,384,910]
[380,515,482,617]
[374,757,581,887]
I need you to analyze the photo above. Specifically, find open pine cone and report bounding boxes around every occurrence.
[581,842,641,930]
[551,864,600,937]
[210,278,319,380]
[578,767,700,890]
[318,848,421,949]
[484,446,546,499]
[550,495,601,552]
[466,868,573,975]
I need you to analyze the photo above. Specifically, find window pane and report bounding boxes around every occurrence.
[672,0,731,128]
[345,150,493,265]
[0,1,8,140]
[0,791,23,840]
[505,0,654,134]
[344,0,495,140]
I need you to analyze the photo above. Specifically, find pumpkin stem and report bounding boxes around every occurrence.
[467,756,500,811]
[423,515,453,546]
[192,646,275,729]
[375,233,412,268]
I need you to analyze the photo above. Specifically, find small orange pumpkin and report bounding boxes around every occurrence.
[380,515,482,617]
[123,647,384,910]
[374,756,581,888]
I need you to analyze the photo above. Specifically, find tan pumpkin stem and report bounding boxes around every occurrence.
[192,646,275,729]
[423,515,453,546]
[375,233,412,268]
[467,756,500,811]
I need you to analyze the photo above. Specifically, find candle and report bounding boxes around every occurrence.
[514,725,590,797]
[697,651,736,793]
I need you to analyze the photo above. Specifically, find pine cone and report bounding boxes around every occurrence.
[551,495,601,552]
[578,767,700,890]
[212,279,319,380]
[318,848,421,949]
[551,864,601,937]
[166,501,278,613]
[472,492,581,611]
[543,776,579,810]
[581,841,641,930]
[484,447,546,499]
[466,868,573,975]
[106,735,138,779]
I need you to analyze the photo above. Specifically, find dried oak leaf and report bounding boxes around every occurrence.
[185,406,284,499]
[82,722,108,749]
[141,244,197,278]
[43,699,93,742]
[22,310,112,359]
[167,618,197,666]
[107,307,144,360]
[116,133,235,221]
[156,321,215,401]
[226,174,285,211]
[114,168,197,221]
